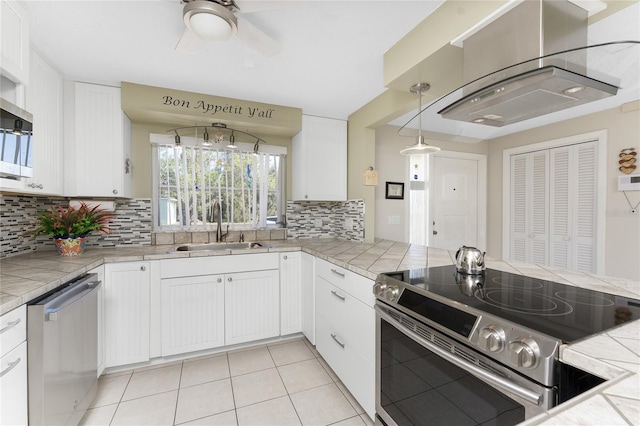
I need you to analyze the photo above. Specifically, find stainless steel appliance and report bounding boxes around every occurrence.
[374,266,639,425]
[28,274,101,426]
[0,98,34,179]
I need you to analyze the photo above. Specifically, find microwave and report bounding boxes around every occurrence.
[1,98,34,178]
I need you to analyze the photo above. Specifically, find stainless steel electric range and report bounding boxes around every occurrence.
[374,265,640,426]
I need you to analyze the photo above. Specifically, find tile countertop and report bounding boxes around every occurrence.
[1,238,639,425]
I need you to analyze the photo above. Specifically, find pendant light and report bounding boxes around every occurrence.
[400,83,440,156]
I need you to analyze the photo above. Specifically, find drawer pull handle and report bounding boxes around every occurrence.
[0,357,21,378]
[0,318,21,334]
[330,268,346,278]
[331,290,346,301]
[330,333,345,349]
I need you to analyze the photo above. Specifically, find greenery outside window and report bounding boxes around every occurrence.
[151,133,286,231]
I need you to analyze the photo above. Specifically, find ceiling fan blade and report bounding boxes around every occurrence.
[237,15,281,57]
[175,28,205,53]
[235,0,301,13]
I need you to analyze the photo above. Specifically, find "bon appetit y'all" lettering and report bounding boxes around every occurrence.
[162,95,275,119]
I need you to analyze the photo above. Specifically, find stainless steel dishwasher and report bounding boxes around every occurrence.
[28,273,101,426]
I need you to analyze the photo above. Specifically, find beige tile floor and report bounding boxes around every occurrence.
[80,338,374,426]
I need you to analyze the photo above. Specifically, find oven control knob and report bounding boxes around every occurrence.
[373,281,388,297]
[478,325,505,352]
[508,339,540,369]
[384,285,400,302]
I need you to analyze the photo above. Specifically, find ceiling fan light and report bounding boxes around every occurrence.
[184,1,237,42]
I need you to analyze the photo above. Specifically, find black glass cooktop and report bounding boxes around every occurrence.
[383,265,640,343]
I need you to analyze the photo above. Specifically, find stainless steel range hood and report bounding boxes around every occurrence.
[438,0,620,127]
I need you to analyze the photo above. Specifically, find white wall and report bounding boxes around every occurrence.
[486,103,640,281]
[374,126,488,242]
[374,127,410,242]
[375,103,640,281]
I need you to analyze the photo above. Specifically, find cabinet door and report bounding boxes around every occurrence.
[104,262,150,368]
[292,115,347,201]
[280,252,302,336]
[88,265,106,377]
[301,252,315,344]
[23,50,64,195]
[510,151,549,264]
[0,0,29,84]
[549,142,597,272]
[161,274,225,356]
[225,270,279,346]
[66,82,130,198]
[0,342,28,426]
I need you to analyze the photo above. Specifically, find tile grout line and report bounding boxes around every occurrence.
[172,360,184,426]
[267,341,305,426]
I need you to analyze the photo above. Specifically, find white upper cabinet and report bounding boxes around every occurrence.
[64,82,132,198]
[0,0,29,84]
[292,115,347,201]
[22,50,64,195]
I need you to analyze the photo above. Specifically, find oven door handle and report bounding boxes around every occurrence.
[375,305,543,406]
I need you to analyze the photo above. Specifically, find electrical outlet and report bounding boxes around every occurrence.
[314,218,323,228]
[345,217,354,230]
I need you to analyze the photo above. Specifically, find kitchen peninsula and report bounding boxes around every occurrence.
[0,238,638,425]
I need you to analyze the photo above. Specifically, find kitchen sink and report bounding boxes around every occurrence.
[167,241,270,253]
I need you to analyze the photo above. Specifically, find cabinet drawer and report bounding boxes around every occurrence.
[315,277,374,364]
[1,305,26,357]
[161,253,279,278]
[315,314,374,419]
[315,259,374,307]
[0,341,28,426]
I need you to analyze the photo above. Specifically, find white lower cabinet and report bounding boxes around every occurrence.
[89,265,106,377]
[301,252,315,344]
[280,252,302,336]
[314,259,375,419]
[104,261,151,368]
[159,254,280,356]
[0,305,28,426]
[225,270,280,346]
[161,274,225,356]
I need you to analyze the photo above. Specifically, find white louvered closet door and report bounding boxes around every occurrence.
[549,142,597,272]
[510,151,549,264]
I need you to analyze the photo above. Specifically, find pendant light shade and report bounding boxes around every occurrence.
[400,83,440,156]
[184,1,237,42]
[399,135,440,155]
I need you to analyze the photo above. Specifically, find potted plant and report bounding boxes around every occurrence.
[23,202,114,256]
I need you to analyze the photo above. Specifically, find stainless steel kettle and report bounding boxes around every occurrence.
[455,245,486,274]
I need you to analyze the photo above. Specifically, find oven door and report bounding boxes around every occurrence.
[375,302,554,426]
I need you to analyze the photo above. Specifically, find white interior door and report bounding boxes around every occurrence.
[430,155,483,251]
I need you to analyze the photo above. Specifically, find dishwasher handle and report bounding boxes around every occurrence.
[41,277,101,321]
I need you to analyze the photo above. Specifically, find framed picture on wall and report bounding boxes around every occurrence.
[385,182,404,200]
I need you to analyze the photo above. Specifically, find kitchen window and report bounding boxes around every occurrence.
[151,133,286,231]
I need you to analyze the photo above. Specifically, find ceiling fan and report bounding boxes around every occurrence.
[175,0,285,57]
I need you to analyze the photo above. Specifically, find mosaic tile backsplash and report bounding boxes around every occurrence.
[0,195,153,258]
[1,196,365,258]
[286,200,365,242]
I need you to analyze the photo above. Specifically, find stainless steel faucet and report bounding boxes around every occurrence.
[211,200,227,242]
